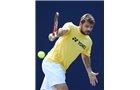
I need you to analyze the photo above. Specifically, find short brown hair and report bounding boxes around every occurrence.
[80,13,95,25]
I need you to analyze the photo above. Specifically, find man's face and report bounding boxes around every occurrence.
[80,21,94,35]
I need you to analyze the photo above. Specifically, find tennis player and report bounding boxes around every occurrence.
[40,13,99,90]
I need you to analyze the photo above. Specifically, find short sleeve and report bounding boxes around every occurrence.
[62,22,72,36]
[82,42,92,57]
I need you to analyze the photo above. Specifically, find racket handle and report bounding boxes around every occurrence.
[52,31,57,36]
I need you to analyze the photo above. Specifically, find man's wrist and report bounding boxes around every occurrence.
[87,68,92,74]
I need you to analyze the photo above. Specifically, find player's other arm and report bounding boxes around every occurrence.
[81,53,92,74]
[81,53,99,86]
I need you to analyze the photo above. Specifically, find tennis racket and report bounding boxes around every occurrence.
[52,12,59,35]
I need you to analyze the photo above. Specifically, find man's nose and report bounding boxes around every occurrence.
[87,28,91,30]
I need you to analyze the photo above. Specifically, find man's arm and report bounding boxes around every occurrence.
[81,53,99,86]
[49,22,72,41]
[48,27,69,41]
[57,28,69,37]
[81,53,92,73]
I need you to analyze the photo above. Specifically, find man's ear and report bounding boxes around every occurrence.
[79,22,83,28]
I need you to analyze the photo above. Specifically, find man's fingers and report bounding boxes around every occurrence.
[95,78,98,83]
[89,72,99,86]
[90,79,96,86]
[92,80,96,86]
[48,33,55,41]
[90,79,93,86]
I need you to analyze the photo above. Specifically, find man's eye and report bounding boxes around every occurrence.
[85,26,89,28]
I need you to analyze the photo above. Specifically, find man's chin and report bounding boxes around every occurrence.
[80,30,90,35]
[85,32,90,35]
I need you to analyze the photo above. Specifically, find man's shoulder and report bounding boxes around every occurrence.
[65,22,73,25]
[65,22,77,27]
[86,36,93,45]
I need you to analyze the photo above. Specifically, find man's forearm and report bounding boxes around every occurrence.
[82,56,92,74]
[56,28,68,37]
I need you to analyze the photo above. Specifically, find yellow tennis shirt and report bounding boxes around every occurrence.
[45,22,92,73]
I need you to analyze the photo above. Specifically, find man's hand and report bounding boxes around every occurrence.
[48,32,57,42]
[88,71,99,86]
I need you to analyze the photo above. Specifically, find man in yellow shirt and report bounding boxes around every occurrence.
[40,13,99,90]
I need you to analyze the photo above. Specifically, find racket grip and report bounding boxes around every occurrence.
[52,31,57,37]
